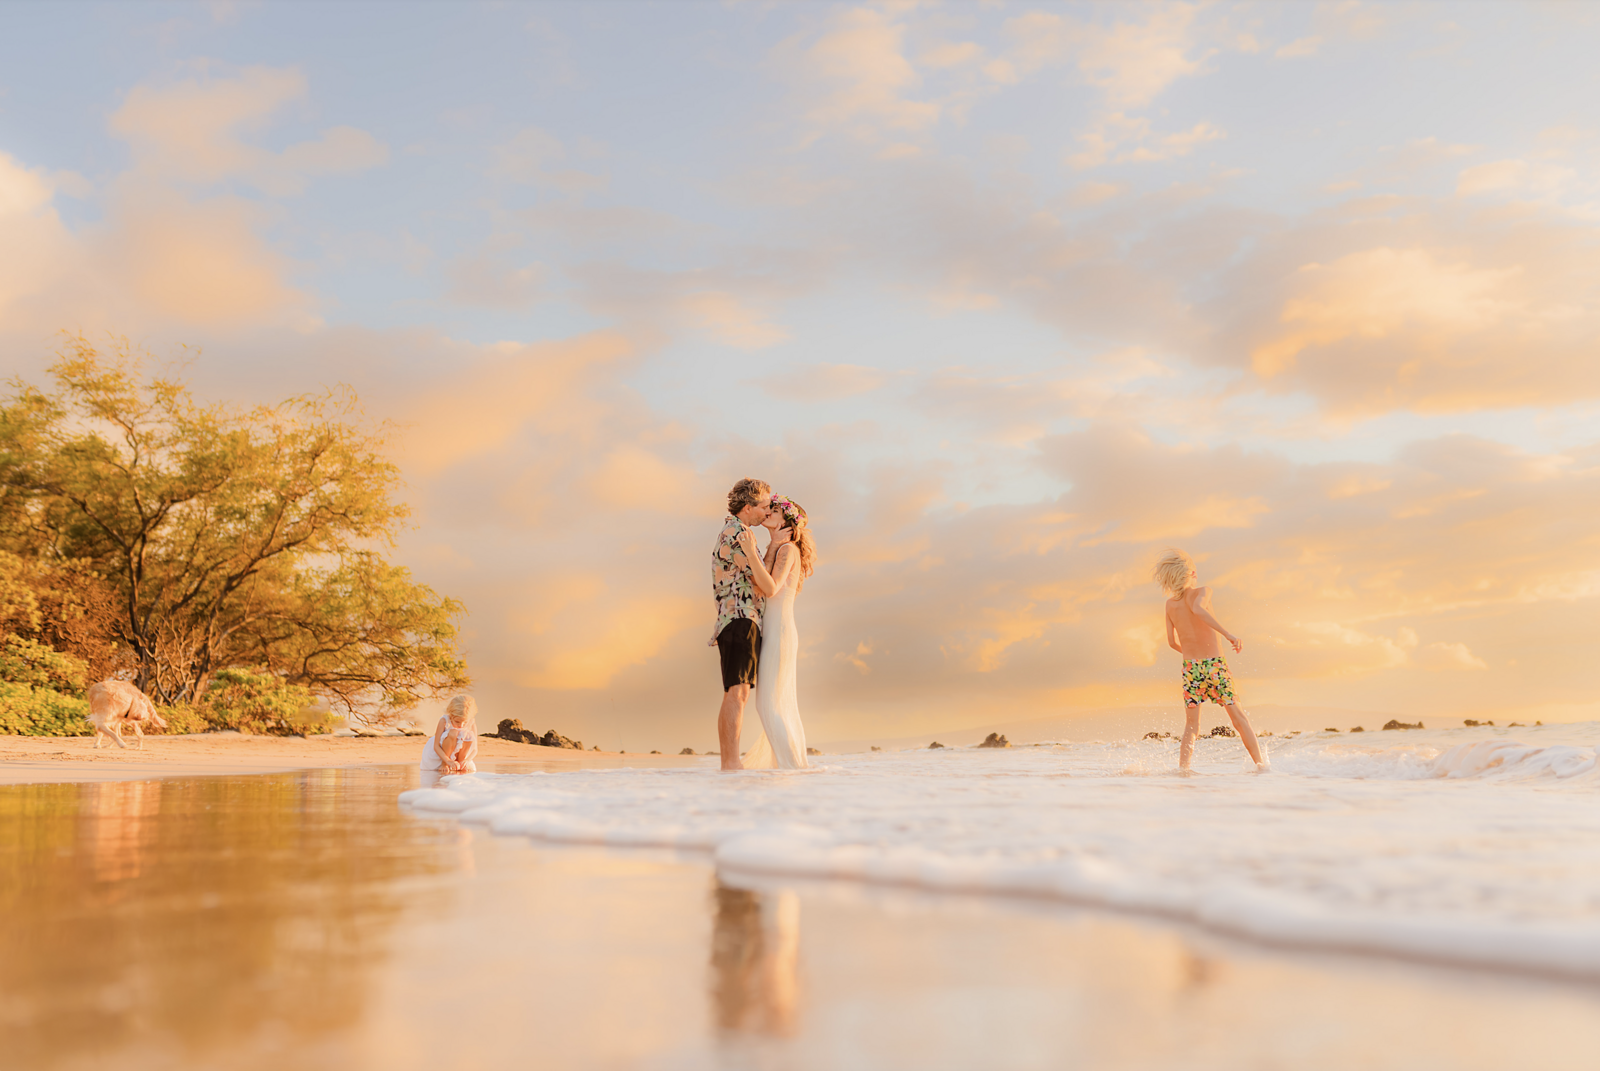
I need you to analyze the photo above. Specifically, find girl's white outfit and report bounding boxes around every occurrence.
[421,719,477,772]
[743,549,809,770]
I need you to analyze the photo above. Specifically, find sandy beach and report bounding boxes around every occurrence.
[0,733,700,785]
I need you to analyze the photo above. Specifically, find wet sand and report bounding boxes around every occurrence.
[3,766,1598,1070]
[0,733,700,784]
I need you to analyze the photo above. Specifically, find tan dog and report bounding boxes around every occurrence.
[87,680,168,749]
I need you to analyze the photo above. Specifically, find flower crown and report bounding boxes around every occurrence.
[769,494,805,529]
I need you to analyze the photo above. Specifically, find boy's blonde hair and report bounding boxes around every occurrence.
[444,695,477,725]
[1153,549,1195,595]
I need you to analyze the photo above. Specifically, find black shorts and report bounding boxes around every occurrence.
[717,618,761,692]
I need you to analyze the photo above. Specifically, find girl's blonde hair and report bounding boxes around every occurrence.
[444,695,478,725]
[1152,549,1195,595]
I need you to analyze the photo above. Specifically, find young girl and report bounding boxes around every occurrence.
[422,695,479,774]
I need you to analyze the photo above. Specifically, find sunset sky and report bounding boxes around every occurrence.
[3,1,1599,749]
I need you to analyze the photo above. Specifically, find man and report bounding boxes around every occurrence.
[710,477,778,771]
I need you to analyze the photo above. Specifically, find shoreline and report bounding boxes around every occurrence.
[0,733,702,785]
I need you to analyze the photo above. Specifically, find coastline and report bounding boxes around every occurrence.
[0,733,702,785]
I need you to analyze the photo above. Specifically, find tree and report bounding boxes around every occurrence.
[0,336,469,715]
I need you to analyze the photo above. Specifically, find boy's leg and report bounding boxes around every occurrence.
[1224,702,1265,767]
[1179,702,1200,770]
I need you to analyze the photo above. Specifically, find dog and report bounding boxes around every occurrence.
[87,679,168,749]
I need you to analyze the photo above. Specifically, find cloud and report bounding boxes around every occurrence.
[1003,4,1209,107]
[794,6,940,144]
[488,127,606,194]
[110,66,387,195]
[1276,36,1323,58]
[758,363,890,402]
[103,183,312,325]
[570,256,817,352]
[1067,114,1226,169]
[1249,247,1518,378]
[444,237,547,310]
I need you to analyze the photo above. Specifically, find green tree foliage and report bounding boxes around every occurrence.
[0,636,88,696]
[198,668,331,736]
[0,336,470,717]
[0,682,91,737]
[0,550,123,682]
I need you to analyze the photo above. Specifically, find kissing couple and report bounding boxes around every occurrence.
[709,477,817,771]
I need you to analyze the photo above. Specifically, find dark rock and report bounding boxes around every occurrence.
[1381,719,1424,731]
[1350,726,1364,733]
[928,741,945,749]
[680,747,696,755]
[650,749,661,754]
[1324,727,1340,733]
[1536,721,1543,726]
[977,732,1011,748]
[1508,722,1524,727]
[871,746,882,751]
[1464,719,1480,727]
[1208,725,1237,738]
[591,745,600,751]
[806,747,821,755]
[1142,731,1173,740]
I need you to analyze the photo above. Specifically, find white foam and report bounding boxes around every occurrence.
[400,722,1600,979]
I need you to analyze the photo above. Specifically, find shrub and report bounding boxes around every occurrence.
[157,703,211,735]
[200,669,333,736]
[0,635,88,696]
[0,682,92,736]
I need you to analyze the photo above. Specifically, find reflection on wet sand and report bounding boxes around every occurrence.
[710,880,801,1038]
[81,779,162,885]
[0,767,460,1071]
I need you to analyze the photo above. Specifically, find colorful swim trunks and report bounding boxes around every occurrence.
[1182,656,1237,706]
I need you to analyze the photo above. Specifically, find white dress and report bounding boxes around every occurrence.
[743,549,808,769]
[421,718,477,772]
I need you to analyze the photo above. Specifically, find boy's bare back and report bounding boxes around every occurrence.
[1165,586,1240,660]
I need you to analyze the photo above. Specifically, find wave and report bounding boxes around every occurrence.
[400,728,1600,981]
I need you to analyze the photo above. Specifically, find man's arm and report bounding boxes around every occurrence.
[738,528,779,597]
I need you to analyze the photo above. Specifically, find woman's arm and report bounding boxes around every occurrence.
[768,543,797,591]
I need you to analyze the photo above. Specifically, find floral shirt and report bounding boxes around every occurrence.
[712,514,764,637]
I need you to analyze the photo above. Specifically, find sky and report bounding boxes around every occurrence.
[2,1,1599,750]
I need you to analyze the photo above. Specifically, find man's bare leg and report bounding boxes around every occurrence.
[1179,702,1200,771]
[718,684,749,771]
[1225,702,1266,768]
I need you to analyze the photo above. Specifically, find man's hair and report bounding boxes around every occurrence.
[1153,549,1195,595]
[727,478,771,516]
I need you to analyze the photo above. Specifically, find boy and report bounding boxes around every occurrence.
[1154,549,1267,773]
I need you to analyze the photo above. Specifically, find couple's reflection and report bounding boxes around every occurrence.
[710,880,800,1037]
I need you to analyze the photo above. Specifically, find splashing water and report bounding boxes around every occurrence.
[401,722,1600,980]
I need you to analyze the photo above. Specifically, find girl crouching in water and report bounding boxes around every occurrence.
[422,695,479,775]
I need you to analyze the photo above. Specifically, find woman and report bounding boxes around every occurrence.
[742,495,817,769]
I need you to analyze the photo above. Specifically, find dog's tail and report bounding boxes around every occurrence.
[133,690,168,729]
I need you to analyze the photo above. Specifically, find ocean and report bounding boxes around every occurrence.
[402,721,1600,981]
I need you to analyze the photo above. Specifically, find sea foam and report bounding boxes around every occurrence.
[400,723,1600,979]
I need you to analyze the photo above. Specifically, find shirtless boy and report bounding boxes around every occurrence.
[1154,549,1267,773]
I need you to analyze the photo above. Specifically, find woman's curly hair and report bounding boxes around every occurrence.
[769,495,817,591]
